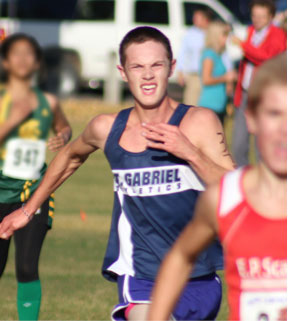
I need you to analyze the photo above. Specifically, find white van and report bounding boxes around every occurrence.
[0,0,247,96]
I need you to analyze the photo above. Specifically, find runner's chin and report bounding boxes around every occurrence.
[134,88,167,110]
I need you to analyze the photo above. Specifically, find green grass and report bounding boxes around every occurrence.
[0,98,245,320]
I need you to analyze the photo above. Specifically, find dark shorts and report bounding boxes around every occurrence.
[112,273,222,321]
[0,197,53,229]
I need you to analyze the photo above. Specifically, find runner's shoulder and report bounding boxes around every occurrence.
[183,106,221,132]
[87,112,118,143]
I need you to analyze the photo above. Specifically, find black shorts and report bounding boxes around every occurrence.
[0,198,51,229]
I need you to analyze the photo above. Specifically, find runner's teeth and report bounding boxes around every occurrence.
[142,85,156,90]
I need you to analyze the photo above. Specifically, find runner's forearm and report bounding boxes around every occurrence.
[202,74,227,86]
[23,143,88,215]
[148,249,193,320]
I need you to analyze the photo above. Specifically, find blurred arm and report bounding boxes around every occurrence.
[201,58,234,85]
[147,185,219,320]
[45,94,72,151]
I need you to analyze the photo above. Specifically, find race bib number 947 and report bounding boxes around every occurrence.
[3,138,46,180]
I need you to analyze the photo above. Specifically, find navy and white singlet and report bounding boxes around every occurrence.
[102,104,223,282]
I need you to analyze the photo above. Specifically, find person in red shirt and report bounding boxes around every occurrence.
[231,0,286,167]
[147,52,286,321]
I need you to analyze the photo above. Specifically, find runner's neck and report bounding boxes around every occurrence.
[133,96,179,124]
[6,77,33,100]
[243,164,287,219]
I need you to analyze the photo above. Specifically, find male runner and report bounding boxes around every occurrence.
[147,53,287,321]
[0,27,234,320]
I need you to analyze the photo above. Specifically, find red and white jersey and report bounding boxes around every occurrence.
[217,167,287,321]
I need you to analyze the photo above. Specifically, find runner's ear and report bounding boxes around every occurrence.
[168,59,177,78]
[2,59,9,71]
[117,65,128,82]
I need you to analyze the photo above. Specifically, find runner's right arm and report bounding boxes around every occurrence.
[0,114,114,238]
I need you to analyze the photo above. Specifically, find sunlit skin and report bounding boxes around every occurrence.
[2,39,39,80]
[117,40,176,111]
[246,85,287,178]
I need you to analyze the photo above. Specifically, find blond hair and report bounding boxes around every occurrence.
[248,52,287,113]
[205,21,230,53]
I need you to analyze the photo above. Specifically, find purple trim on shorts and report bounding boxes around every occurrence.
[111,273,222,321]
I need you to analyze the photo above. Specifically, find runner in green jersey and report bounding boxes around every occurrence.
[0,33,71,320]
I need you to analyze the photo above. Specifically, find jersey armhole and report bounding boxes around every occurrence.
[34,88,53,115]
[103,108,132,155]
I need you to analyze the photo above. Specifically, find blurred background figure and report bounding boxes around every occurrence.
[198,21,237,124]
[0,28,6,42]
[177,7,233,106]
[0,33,71,320]
[176,7,212,106]
[231,0,286,166]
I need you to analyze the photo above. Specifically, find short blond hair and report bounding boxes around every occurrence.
[248,52,287,113]
[205,21,230,53]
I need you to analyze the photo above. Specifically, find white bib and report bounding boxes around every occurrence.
[240,291,287,321]
[3,138,46,180]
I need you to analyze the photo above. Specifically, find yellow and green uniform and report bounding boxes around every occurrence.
[0,87,55,227]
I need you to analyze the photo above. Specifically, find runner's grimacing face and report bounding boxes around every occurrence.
[247,85,287,176]
[3,40,39,80]
[118,40,175,109]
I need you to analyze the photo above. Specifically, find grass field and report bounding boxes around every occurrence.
[0,97,237,320]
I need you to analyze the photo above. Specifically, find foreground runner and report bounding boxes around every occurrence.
[0,34,71,320]
[0,27,234,320]
[147,53,287,321]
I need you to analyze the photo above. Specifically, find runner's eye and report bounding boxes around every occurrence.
[266,109,281,117]
[131,65,142,70]
[152,63,164,68]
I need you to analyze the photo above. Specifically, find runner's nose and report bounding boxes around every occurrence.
[142,66,154,80]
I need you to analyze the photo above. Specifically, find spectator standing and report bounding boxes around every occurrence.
[177,8,213,105]
[232,0,286,166]
[198,22,236,124]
